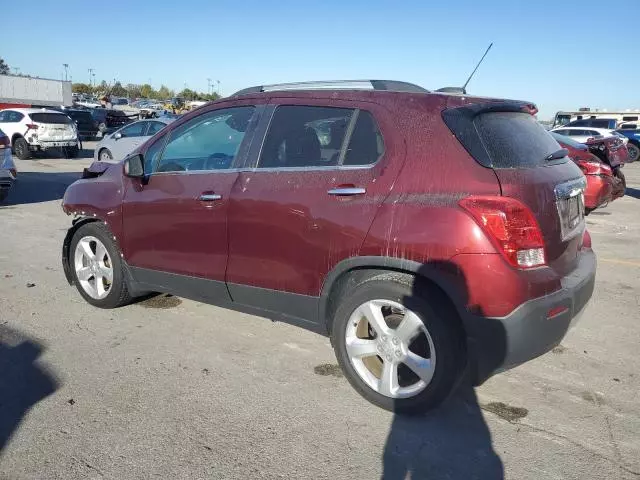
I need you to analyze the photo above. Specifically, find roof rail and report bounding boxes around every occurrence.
[231,80,429,97]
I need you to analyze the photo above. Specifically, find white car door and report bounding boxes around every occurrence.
[0,110,24,143]
[110,121,149,160]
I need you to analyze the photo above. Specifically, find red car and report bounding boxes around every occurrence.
[552,132,625,213]
[61,80,596,413]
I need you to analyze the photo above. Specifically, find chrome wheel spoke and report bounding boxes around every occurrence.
[358,301,390,336]
[95,242,108,262]
[346,338,378,359]
[76,266,92,281]
[378,360,399,397]
[394,310,423,344]
[403,351,435,384]
[79,239,95,260]
[99,266,113,283]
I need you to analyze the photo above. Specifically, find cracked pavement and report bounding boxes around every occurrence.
[0,145,638,479]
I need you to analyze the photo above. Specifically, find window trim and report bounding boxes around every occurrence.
[250,104,384,172]
[148,104,260,176]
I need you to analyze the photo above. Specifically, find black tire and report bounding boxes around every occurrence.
[627,142,640,163]
[13,137,30,160]
[64,145,80,159]
[99,148,113,162]
[0,189,8,203]
[69,222,132,309]
[331,273,464,414]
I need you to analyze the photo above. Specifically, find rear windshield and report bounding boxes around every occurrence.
[66,111,93,122]
[474,112,562,168]
[30,113,73,124]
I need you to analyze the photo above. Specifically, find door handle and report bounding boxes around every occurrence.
[199,193,222,201]
[327,187,366,196]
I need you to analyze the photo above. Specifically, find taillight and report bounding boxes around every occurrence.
[26,123,39,130]
[0,136,9,148]
[582,229,592,249]
[459,196,546,269]
[576,159,612,176]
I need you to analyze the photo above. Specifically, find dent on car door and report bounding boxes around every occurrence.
[121,105,261,298]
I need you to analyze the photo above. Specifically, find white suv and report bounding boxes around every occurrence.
[0,108,79,159]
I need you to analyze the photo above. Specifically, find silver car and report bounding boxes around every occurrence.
[94,118,173,162]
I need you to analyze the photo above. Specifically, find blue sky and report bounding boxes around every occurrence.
[3,0,638,119]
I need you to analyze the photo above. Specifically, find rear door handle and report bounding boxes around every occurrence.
[199,193,222,201]
[327,187,366,196]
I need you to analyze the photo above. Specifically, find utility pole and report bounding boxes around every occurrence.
[92,72,96,88]
[88,68,94,86]
[63,64,69,81]
[12,67,20,75]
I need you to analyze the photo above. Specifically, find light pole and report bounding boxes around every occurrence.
[207,78,212,95]
[216,80,220,96]
[12,67,20,75]
[63,64,69,81]
[92,72,96,88]
[88,68,94,86]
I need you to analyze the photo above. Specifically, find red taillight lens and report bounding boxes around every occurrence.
[25,123,39,130]
[459,196,546,269]
[0,136,9,148]
[582,229,592,249]
[576,159,612,176]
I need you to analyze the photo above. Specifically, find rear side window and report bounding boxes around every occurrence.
[30,113,72,124]
[473,112,561,168]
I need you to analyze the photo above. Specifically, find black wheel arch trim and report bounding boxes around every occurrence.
[319,256,471,332]
[61,217,106,285]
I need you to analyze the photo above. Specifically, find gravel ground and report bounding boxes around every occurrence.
[0,146,639,479]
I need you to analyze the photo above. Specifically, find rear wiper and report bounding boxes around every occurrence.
[545,148,569,161]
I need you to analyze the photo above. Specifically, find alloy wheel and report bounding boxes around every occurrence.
[345,299,436,399]
[74,235,113,299]
[628,144,639,162]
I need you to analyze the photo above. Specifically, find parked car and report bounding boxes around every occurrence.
[0,128,17,202]
[94,118,173,162]
[615,126,640,162]
[61,80,596,413]
[551,132,616,213]
[565,118,618,130]
[551,126,618,143]
[0,108,79,159]
[89,108,133,136]
[57,108,99,139]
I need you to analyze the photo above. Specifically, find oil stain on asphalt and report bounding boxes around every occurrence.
[314,364,344,378]
[137,294,182,309]
[481,402,528,422]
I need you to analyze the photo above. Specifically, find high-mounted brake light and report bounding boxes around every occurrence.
[459,196,546,269]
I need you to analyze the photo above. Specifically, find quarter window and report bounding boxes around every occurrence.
[343,111,384,166]
[154,106,255,173]
[146,121,165,136]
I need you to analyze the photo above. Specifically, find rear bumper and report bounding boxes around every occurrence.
[31,140,78,150]
[467,249,596,384]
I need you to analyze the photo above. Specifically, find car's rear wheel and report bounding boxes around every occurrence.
[99,148,113,162]
[13,138,30,160]
[70,222,132,308]
[331,273,463,414]
[0,189,8,203]
[627,143,640,162]
[64,145,80,158]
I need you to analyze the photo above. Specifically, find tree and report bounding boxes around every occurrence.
[177,88,199,100]
[72,83,93,94]
[126,83,142,99]
[157,85,174,100]
[140,83,154,98]
[110,81,127,97]
[0,58,8,75]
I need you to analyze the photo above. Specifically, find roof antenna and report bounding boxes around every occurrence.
[436,42,493,95]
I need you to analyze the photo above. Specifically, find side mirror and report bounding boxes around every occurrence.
[123,154,144,178]
[114,132,122,140]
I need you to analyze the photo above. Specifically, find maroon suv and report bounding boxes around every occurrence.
[61,80,596,413]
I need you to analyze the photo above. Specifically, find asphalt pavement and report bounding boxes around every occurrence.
[0,144,639,479]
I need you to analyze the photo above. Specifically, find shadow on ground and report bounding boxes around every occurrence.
[3,171,80,206]
[0,325,58,452]
[382,385,504,479]
[625,187,640,199]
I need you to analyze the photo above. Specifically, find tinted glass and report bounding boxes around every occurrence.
[622,116,638,122]
[143,134,166,173]
[259,106,353,168]
[343,111,384,166]
[567,130,585,136]
[619,124,637,130]
[66,111,93,123]
[30,113,71,124]
[568,120,588,126]
[474,112,561,168]
[154,106,255,173]
[146,121,165,136]
[550,132,586,149]
[119,122,147,137]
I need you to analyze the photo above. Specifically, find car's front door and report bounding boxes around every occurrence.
[226,100,405,316]
[121,104,260,299]
[110,121,148,160]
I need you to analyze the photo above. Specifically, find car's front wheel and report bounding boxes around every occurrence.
[70,222,132,308]
[331,273,463,414]
[13,137,31,160]
[627,142,639,163]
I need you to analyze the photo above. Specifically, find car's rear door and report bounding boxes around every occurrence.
[226,98,405,317]
[444,106,586,277]
[121,102,261,301]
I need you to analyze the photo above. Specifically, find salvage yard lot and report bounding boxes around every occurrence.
[1,147,639,479]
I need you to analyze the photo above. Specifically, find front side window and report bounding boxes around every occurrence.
[154,106,255,173]
[146,121,166,136]
[259,106,353,168]
[119,122,147,138]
